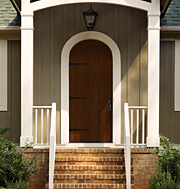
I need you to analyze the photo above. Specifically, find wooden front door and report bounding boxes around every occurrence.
[69,40,112,143]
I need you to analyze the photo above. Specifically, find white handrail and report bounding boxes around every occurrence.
[124,103,131,189]
[49,102,56,189]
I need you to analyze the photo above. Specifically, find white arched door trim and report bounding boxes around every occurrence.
[61,31,121,147]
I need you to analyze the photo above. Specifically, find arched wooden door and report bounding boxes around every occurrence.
[69,40,112,142]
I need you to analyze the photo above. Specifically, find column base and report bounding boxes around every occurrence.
[20,136,33,147]
[147,136,160,148]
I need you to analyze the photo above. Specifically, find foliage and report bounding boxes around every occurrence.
[148,168,180,189]
[147,134,180,189]
[6,180,28,189]
[0,126,41,188]
[0,126,9,136]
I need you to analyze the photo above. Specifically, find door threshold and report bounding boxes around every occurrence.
[56,143,124,148]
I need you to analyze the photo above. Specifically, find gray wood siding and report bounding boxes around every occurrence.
[160,41,180,144]
[0,41,21,143]
[34,4,148,143]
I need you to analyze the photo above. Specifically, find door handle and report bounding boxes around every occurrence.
[109,96,112,112]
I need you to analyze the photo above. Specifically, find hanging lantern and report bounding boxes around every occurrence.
[83,5,98,31]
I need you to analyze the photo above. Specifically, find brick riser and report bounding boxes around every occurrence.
[45,148,134,189]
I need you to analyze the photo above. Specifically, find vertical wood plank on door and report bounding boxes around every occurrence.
[69,40,112,142]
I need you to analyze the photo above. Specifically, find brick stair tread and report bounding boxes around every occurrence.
[55,156,126,162]
[56,154,124,157]
[45,183,134,189]
[54,165,129,171]
[53,174,134,180]
[56,148,124,154]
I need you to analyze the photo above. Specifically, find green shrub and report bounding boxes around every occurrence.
[147,134,180,189]
[148,168,180,189]
[157,135,180,182]
[0,126,40,188]
[6,180,28,189]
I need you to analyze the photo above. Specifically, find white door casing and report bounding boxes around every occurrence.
[61,31,121,146]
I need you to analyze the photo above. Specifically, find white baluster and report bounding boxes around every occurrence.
[35,109,38,144]
[47,109,49,144]
[136,109,139,144]
[142,109,145,144]
[41,109,43,144]
[131,109,133,144]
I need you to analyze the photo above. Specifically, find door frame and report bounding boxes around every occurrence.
[61,31,121,147]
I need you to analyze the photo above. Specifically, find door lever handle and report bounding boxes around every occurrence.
[109,96,112,112]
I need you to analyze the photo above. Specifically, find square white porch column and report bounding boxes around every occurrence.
[147,0,160,147]
[20,11,34,146]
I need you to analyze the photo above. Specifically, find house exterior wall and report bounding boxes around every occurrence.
[33,3,148,144]
[160,40,180,144]
[1,5,179,145]
[0,41,21,143]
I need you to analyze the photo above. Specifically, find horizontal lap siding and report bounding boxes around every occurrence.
[34,4,148,144]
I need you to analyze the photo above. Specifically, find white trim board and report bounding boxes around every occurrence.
[28,0,151,12]
[0,40,7,111]
[0,26,20,31]
[175,40,180,111]
[61,31,121,147]
[161,26,180,32]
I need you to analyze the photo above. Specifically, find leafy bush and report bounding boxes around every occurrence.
[0,126,40,188]
[6,180,28,189]
[157,135,180,182]
[147,134,180,189]
[148,168,180,189]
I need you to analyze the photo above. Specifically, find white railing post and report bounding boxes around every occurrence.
[49,102,56,189]
[124,103,131,189]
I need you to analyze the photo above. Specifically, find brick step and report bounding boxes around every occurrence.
[56,154,124,157]
[55,156,126,162]
[53,174,126,180]
[55,161,124,165]
[54,170,125,174]
[45,183,135,189]
[54,165,132,171]
[56,148,124,154]
[54,180,126,184]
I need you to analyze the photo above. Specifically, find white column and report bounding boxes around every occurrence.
[147,0,160,147]
[20,10,34,146]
